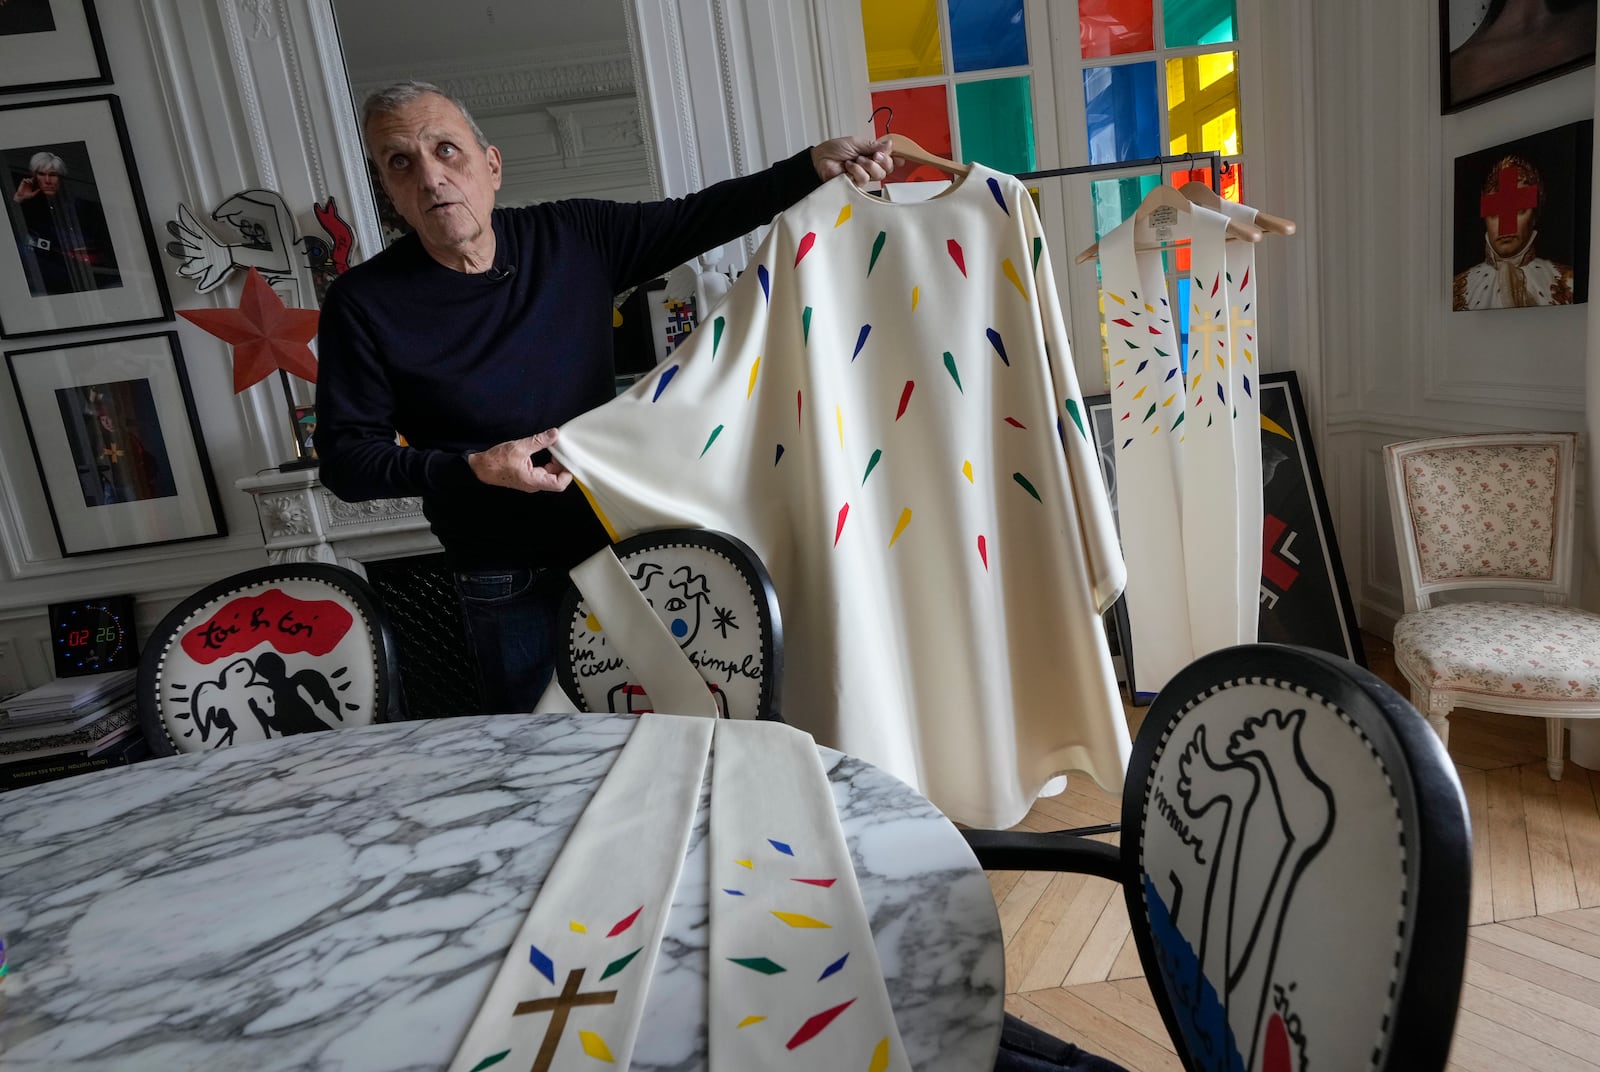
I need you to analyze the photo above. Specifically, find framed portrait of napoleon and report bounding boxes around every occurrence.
[0,95,173,338]
[0,0,110,96]
[1452,120,1593,311]
[1442,0,1597,112]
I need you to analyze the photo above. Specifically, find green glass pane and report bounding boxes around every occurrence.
[955,76,1036,173]
[1163,0,1236,47]
[1166,52,1240,156]
[1091,173,1159,239]
[862,0,945,81]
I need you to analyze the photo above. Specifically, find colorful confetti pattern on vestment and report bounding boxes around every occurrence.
[651,173,1098,607]
[719,836,895,1059]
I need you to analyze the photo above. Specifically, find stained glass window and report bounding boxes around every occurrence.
[957,77,1036,172]
[863,0,944,81]
[1163,0,1236,49]
[1084,62,1159,164]
[1078,0,1154,58]
[1091,173,1159,238]
[871,85,954,184]
[1166,52,1240,156]
[948,0,1029,72]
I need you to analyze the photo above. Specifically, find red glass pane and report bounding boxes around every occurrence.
[1167,164,1242,272]
[873,86,954,184]
[1079,0,1154,59]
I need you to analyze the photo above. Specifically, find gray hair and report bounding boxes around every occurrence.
[28,152,65,176]
[360,80,489,152]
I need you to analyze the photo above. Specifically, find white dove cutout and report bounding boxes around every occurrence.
[165,189,297,294]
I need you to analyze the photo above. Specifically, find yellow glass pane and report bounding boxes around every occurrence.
[1165,52,1240,156]
[862,0,945,81]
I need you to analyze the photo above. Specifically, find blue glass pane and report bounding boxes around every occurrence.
[948,0,1028,72]
[1083,62,1159,164]
[956,76,1036,173]
[1177,277,1192,369]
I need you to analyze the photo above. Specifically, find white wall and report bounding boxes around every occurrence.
[1307,2,1593,636]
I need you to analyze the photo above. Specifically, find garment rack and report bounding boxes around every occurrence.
[1012,151,1225,194]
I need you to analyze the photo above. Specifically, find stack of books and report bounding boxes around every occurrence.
[0,671,149,792]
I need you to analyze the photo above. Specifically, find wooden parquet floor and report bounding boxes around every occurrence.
[991,633,1600,1070]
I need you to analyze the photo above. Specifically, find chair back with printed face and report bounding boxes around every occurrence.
[555,529,784,721]
[138,563,403,756]
[1384,432,1577,612]
[1124,644,1470,1072]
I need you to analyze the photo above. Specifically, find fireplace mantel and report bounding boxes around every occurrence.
[236,468,440,576]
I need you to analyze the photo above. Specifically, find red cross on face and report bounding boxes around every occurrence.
[1480,166,1540,236]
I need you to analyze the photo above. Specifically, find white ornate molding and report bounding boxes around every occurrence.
[237,470,438,576]
[350,44,637,114]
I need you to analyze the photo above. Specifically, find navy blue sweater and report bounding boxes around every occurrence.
[315,149,821,569]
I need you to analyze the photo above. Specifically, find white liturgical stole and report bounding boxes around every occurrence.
[448,714,909,1072]
[1099,198,1263,694]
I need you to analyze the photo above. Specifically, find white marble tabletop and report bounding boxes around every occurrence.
[0,713,1003,1071]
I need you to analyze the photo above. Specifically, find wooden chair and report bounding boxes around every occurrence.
[1384,431,1600,779]
[139,563,403,756]
[968,644,1471,1072]
[554,529,784,720]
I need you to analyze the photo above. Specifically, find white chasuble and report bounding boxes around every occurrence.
[1100,201,1262,695]
[554,164,1129,829]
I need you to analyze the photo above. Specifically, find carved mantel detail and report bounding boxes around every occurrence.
[237,470,439,576]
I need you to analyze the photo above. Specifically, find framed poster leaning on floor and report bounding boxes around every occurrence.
[1085,370,1363,701]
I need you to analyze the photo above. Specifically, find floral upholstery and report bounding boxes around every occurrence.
[1401,444,1559,585]
[1394,601,1600,701]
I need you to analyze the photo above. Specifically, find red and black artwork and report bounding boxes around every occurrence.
[166,588,360,748]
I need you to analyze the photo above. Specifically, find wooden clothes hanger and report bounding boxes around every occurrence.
[1178,179,1297,235]
[884,132,970,178]
[1073,183,1263,265]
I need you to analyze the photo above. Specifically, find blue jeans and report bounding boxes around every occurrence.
[454,567,566,715]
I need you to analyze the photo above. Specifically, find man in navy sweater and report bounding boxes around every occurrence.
[314,81,891,715]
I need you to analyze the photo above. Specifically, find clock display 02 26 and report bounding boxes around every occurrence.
[49,596,139,677]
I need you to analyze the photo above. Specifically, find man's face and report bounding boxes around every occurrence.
[33,169,60,196]
[364,93,502,262]
[1487,203,1536,257]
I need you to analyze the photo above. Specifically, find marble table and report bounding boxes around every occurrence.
[0,714,1003,1071]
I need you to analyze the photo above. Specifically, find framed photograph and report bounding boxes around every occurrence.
[1084,370,1364,699]
[0,0,110,96]
[289,403,318,462]
[5,331,226,556]
[1452,120,1592,311]
[0,94,172,339]
[1441,0,1597,113]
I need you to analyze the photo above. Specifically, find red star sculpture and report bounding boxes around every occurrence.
[178,267,321,393]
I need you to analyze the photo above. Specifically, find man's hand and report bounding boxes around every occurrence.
[811,137,893,186]
[13,177,38,203]
[467,427,573,494]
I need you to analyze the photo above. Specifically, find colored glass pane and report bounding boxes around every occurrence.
[862,0,944,81]
[1091,173,1159,239]
[1167,164,1242,272]
[1079,0,1154,58]
[956,77,1036,173]
[1164,0,1236,47]
[1083,62,1159,164]
[872,86,955,184]
[948,0,1028,72]
[1166,52,1240,156]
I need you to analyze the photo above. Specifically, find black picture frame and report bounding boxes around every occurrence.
[1085,370,1364,698]
[1451,120,1593,310]
[0,94,173,339]
[1440,0,1597,114]
[0,0,111,97]
[6,330,226,557]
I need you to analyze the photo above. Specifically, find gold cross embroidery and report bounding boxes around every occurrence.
[514,967,618,1072]
[102,443,125,463]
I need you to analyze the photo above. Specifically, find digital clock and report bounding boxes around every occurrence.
[48,595,139,677]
